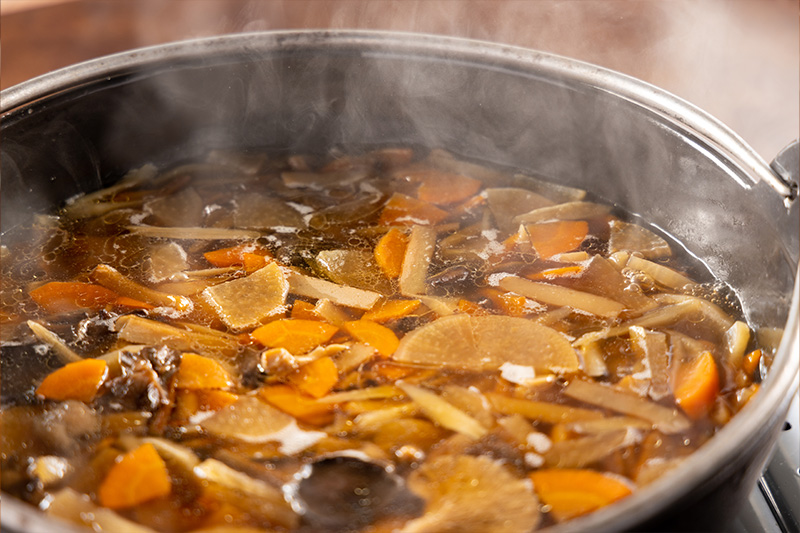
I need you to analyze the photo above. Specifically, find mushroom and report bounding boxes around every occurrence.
[401,454,541,532]
[285,452,424,530]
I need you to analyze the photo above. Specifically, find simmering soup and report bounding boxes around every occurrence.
[0,146,770,532]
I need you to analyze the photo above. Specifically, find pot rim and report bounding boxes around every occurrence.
[1,30,798,532]
[2,30,795,202]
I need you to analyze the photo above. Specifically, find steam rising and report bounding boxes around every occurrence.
[120,0,796,159]
[2,2,797,330]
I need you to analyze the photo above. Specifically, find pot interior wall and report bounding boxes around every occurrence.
[1,37,796,329]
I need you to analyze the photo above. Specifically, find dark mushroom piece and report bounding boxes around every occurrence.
[285,452,424,531]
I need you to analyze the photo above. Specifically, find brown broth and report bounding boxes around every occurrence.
[0,146,767,532]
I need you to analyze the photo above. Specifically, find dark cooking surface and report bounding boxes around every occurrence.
[732,392,799,533]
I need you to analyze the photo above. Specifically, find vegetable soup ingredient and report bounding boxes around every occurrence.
[378,193,449,226]
[0,146,770,532]
[374,228,409,279]
[97,443,171,509]
[674,351,720,420]
[393,314,579,372]
[526,220,589,259]
[27,320,83,363]
[175,353,234,390]
[30,281,119,313]
[530,468,632,522]
[201,262,289,330]
[36,358,108,402]
[342,319,400,357]
[251,319,338,354]
[404,455,541,532]
[288,356,339,398]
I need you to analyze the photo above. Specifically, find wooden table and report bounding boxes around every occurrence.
[1,0,797,159]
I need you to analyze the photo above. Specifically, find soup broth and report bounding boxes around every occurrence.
[0,146,769,532]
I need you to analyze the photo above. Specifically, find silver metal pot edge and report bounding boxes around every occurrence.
[1,30,798,532]
[2,30,797,204]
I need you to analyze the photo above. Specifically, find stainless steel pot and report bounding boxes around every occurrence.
[1,31,798,532]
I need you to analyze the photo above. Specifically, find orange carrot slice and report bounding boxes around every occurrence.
[289,356,339,399]
[342,319,400,357]
[378,193,449,226]
[291,300,320,320]
[251,319,338,354]
[415,171,482,205]
[173,389,201,421]
[259,384,335,425]
[674,351,720,420]
[98,443,171,509]
[456,299,488,316]
[527,265,585,280]
[526,220,589,259]
[449,193,487,218]
[174,389,239,420]
[485,290,529,317]
[530,468,632,522]
[175,353,234,390]
[362,299,421,323]
[198,389,239,411]
[374,228,409,279]
[242,253,269,272]
[742,348,762,377]
[113,296,155,310]
[30,282,118,314]
[371,362,419,382]
[36,358,108,402]
[204,244,271,268]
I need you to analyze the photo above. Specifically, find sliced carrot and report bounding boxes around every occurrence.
[374,228,409,279]
[197,389,238,411]
[674,351,720,420]
[527,265,585,280]
[456,299,488,316]
[251,319,338,355]
[736,383,760,409]
[530,468,632,522]
[173,390,200,421]
[448,193,487,218]
[203,243,272,268]
[342,319,400,357]
[291,300,320,320]
[487,291,529,317]
[362,299,421,323]
[378,193,449,226]
[549,423,575,443]
[36,358,108,402]
[414,171,482,206]
[113,296,155,310]
[259,384,336,425]
[175,353,234,390]
[371,362,419,382]
[30,281,119,314]
[174,389,238,421]
[742,348,762,377]
[288,356,339,399]
[526,220,589,259]
[98,443,171,509]
[242,253,269,272]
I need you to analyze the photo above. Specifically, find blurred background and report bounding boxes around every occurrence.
[1,0,797,161]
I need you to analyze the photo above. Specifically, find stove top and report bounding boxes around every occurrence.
[732,392,800,532]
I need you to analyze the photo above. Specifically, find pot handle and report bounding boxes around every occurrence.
[770,139,799,206]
